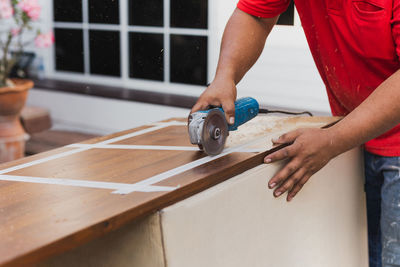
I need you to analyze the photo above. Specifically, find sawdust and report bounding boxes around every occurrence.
[225,116,280,148]
[225,115,337,149]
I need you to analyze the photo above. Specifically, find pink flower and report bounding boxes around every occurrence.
[34,32,54,48]
[11,28,21,36]
[0,0,13,19]
[18,0,41,20]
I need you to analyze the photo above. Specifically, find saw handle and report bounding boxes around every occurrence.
[225,97,259,131]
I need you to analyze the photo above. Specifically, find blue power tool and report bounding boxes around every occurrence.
[188,97,259,155]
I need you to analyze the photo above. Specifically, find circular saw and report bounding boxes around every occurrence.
[188,97,259,156]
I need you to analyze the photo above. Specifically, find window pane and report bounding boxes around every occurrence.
[129,0,163,26]
[53,0,82,22]
[89,30,121,77]
[129,33,164,81]
[55,28,84,73]
[89,0,119,24]
[170,35,207,85]
[277,1,294,25]
[170,0,208,29]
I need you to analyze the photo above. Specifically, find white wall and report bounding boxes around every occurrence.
[211,0,330,113]
[27,89,189,135]
[239,45,330,114]
[26,0,331,135]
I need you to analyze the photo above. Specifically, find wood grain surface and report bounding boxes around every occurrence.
[0,116,337,266]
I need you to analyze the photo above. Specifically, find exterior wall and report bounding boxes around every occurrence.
[27,89,189,135]
[211,1,330,113]
[27,0,331,133]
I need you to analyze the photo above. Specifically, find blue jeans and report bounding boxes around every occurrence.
[365,151,400,267]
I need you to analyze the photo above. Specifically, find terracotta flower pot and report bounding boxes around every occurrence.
[0,79,33,163]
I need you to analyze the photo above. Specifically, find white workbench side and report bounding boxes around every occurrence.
[161,147,368,267]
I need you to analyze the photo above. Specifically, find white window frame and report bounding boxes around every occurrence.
[45,0,211,97]
[41,0,315,103]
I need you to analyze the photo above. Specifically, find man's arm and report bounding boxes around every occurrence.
[265,69,400,201]
[191,8,278,123]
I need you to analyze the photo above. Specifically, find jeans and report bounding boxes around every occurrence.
[365,151,400,267]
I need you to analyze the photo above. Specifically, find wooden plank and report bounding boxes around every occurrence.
[0,116,337,266]
[114,126,193,146]
[26,130,99,155]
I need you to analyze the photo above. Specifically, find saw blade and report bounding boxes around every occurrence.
[201,109,228,155]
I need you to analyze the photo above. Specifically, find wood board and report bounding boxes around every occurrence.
[0,116,338,266]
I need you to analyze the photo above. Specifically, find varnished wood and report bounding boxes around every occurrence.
[0,116,338,266]
[26,130,98,155]
[115,125,193,147]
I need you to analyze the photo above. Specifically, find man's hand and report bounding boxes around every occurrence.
[190,8,277,123]
[264,128,338,202]
[191,78,237,124]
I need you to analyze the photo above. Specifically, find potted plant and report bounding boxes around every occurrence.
[0,0,53,163]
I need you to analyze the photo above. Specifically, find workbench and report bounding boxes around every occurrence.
[0,116,368,267]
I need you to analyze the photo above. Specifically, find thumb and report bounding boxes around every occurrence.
[222,100,235,125]
[272,129,301,144]
[191,101,207,114]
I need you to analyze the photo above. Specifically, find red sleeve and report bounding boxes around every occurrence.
[392,0,400,59]
[237,0,291,18]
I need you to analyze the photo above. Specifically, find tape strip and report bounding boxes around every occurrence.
[150,121,187,127]
[112,136,267,194]
[0,123,174,175]
[0,119,267,195]
[101,121,183,145]
[67,144,264,153]
[67,144,200,151]
[0,147,90,175]
[0,175,177,192]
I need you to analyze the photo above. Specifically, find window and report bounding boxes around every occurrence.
[54,28,84,72]
[89,0,119,24]
[129,32,164,81]
[89,30,121,76]
[52,0,209,87]
[170,34,207,85]
[129,1,163,27]
[53,0,82,22]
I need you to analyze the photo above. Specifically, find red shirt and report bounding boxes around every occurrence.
[238,0,400,156]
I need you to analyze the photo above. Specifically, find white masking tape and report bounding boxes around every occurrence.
[0,122,175,175]
[0,174,177,192]
[150,121,187,127]
[67,144,200,151]
[112,136,267,194]
[0,120,267,195]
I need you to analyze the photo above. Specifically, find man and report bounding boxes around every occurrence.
[191,0,400,266]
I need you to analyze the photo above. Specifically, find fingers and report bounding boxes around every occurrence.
[190,80,237,124]
[222,101,235,124]
[263,127,332,202]
[191,97,236,125]
[268,164,310,202]
[271,129,302,145]
[268,159,301,189]
[264,143,297,163]
[287,175,311,201]
[191,99,236,125]
[191,101,208,114]
[272,167,305,197]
